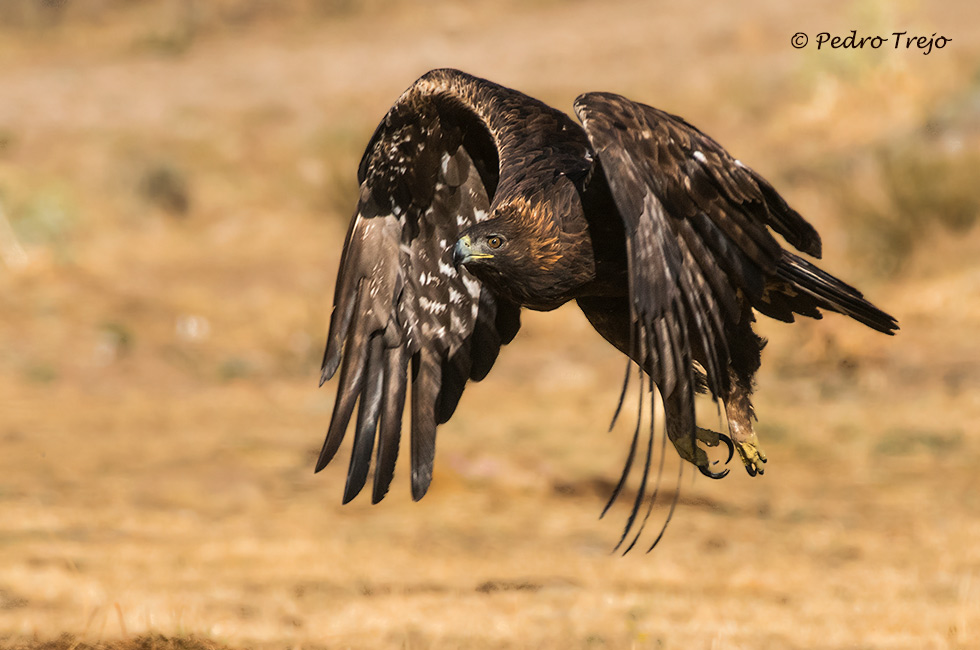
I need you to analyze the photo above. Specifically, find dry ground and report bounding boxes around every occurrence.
[2,1,980,648]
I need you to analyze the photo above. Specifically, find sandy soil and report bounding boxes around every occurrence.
[2,1,979,648]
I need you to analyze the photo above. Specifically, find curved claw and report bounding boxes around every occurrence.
[698,464,730,480]
[674,428,738,481]
[718,432,735,465]
[688,428,735,479]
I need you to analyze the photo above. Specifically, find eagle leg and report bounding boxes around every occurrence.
[663,395,732,480]
[726,400,768,478]
[724,329,769,477]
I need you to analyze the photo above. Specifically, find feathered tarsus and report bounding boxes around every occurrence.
[317,69,897,546]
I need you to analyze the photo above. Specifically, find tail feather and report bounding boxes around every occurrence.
[774,252,898,334]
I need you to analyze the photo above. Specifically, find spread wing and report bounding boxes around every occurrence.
[575,93,896,550]
[573,92,823,464]
[317,74,522,504]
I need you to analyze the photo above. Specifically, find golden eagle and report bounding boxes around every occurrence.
[316,69,897,548]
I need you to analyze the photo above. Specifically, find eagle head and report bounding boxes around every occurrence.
[452,199,594,310]
[451,230,509,267]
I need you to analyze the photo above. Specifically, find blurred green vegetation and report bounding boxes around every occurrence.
[2,184,78,263]
[852,147,979,275]
[830,80,980,276]
[874,427,964,457]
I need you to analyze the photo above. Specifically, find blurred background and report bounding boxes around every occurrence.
[1,1,979,648]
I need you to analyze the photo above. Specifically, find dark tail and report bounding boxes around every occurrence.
[774,252,898,334]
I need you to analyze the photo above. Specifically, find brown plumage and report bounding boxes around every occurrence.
[317,69,898,549]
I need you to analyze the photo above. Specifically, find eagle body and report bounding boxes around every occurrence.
[318,69,897,547]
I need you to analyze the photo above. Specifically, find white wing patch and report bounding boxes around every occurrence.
[460,272,481,299]
[418,295,447,315]
[461,272,482,321]
[450,311,464,332]
[438,259,456,277]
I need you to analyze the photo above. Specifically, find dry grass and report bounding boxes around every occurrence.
[2,1,980,648]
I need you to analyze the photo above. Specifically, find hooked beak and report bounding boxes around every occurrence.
[452,236,470,267]
[452,234,492,267]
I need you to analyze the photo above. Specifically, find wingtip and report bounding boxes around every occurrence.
[313,445,332,473]
[342,479,362,505]
[314,420,346,473]
[319,351,340,387]
[411,470,431,502]
[865,309,899,335]
[371,483,391,505]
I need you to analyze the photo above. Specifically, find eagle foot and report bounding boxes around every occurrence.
[733,433,767,477]
[692,427,733,480]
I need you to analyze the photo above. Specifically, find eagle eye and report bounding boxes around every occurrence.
[487,235,503,249]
